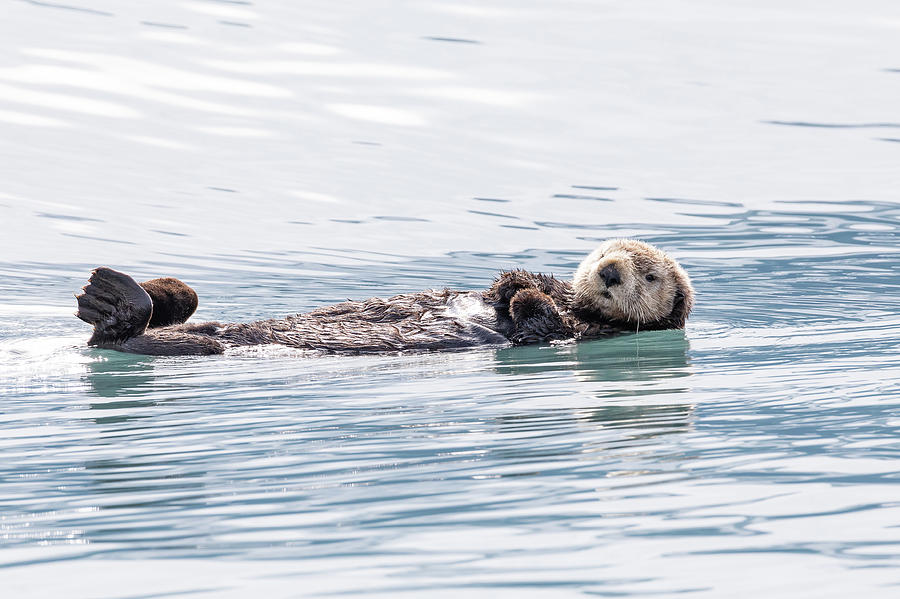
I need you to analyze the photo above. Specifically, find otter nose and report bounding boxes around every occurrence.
[599,264,621,287]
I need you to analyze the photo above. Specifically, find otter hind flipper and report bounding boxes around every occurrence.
[76,267,153,345]
[140,277,199,328]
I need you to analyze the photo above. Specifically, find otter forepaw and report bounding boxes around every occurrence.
[484,270,538,307]
[509,289,570,345]
[509,288,558,322]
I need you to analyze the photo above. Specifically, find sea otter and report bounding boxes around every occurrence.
[75,239,693,356]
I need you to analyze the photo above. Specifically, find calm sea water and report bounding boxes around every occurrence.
[2,1,900,597]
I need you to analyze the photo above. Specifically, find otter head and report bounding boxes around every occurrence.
[572,239,694,329]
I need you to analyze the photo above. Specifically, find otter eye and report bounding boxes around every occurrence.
[645,274,656,282]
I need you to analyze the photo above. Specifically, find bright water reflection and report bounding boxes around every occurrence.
[2,0,900,597]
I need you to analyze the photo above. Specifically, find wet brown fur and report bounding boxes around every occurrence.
[75,240,693,357]
[140,277,198,328]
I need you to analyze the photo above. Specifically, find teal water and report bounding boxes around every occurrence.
[2,1,900,597]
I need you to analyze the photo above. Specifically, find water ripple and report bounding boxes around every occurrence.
[3,0,900,596]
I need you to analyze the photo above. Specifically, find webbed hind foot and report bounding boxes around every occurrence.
[140,277,199,328]
[76,267,153,345]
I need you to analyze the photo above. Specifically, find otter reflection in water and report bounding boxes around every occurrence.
[75,239,694,357]
[491,332,695,461]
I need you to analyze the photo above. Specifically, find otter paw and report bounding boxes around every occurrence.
[484,270,538,307]
[509,288,558,322]
[508,289,571,345]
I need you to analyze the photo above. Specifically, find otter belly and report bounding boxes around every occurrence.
[441,291,511,346]
[215,290,510,354]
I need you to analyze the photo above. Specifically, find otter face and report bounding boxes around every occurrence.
[572,239,694,328]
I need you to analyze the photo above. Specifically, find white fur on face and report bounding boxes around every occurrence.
[572,239,690,325]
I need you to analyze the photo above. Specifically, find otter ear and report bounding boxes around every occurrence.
[665,286,693,329]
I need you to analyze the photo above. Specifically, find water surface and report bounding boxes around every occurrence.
[2,1,900,597]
